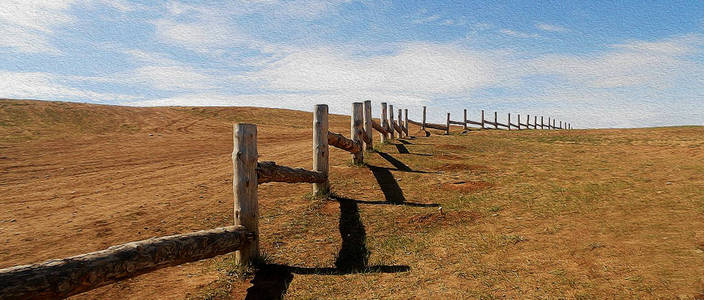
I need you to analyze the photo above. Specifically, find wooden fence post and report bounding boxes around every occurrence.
[518,114,521,130]
[381,102,388,143]
[553,119,556,130]
[534,116,538,129]
[233,123,259,266]
[422,106,427,130]
[389,104,395,139]
[481,110,485,129]
[526,114,530,129]
[313,104,329,195]
[463,109,468,130]
[508,113,511,131]
[541,116,544,129]
[363,100,372,150]
[397,108,403,138]
[559,120,562,130]
[446,113,450,135]
[404,109,409,137]
[352,102,364,164]
[494,112,498,129]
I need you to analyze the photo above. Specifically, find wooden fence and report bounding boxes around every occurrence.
[0,101,570,299]
[406,106,572,133]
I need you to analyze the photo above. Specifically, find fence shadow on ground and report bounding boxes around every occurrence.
[367,165,406,203]
[376,151,422,172]
[391,142,432,157]
[245,194,409,300]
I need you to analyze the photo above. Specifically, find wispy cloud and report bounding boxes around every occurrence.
[499,29,540,38]
[535,23,569,33]
[412,14,441,24]
[0,0,78,54]
[0,71,138,102]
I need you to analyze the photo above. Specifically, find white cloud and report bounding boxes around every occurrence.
[0,0,79,54]
[131,66,219,91]
[535,23,568,33]
[499,29,540,38]
[531,34,704,89]
[412,14,441,24]
[0,71,138,102]
[253,43,501,96]
[151,18,246,52]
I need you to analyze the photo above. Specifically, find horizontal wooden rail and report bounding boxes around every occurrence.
[0,226,251,300]
[496,122,508,128]
[371,120,389,135]
[483,120,497,127]
[466,120,483,126]
[257,161,326,184]
[328,131,362,154]
[448,120,465,126]
[408,119,448,131]
[392,121,404,136]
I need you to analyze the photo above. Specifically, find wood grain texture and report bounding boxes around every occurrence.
[351,102,364,163]
[363,100,373,150]
[0,226,249,300]
[257,161,327,184]
[233,123,259,265]
[328,131,362,154]
[313,104,329,195]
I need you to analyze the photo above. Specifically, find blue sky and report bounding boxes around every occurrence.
[1,1,703,128]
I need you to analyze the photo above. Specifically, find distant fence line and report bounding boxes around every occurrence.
[0,100,570,299]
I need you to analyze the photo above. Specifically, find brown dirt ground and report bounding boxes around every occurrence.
[1,99,704,299]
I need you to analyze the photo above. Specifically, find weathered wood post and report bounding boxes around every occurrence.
[494,111,498,129]
[363,100,372,150]
[534,116,538,129]
[518,114,521,130]
[380,102,389,143]
[397,108,403,138]
[541,116,544,129]
[553,119,556,130]
[463,109,468,130]
[404,109,409,137]
[559,120,562,130]
[446,113,450,135]
[481,110,485,129]
[352,102,364,164]
[508,113,511,131]
[526,114,530,129]
[313,104,329,195]
[422,106,427,130]
[233,123,259,266]
[389,104,395,139]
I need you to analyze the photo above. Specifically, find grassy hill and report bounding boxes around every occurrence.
[1,99,703,299]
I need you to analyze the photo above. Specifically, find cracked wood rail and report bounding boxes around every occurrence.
[0,226,251,300]
[256,161,327,184]
[327,131,362,154]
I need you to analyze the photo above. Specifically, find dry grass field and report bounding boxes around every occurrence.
[1,99,703,299]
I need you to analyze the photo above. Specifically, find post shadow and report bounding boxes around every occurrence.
[376,151,413,172]
[367,165,406,204]
[394,143,410,154]
[330,194,439,208]
[245,194,409,300]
